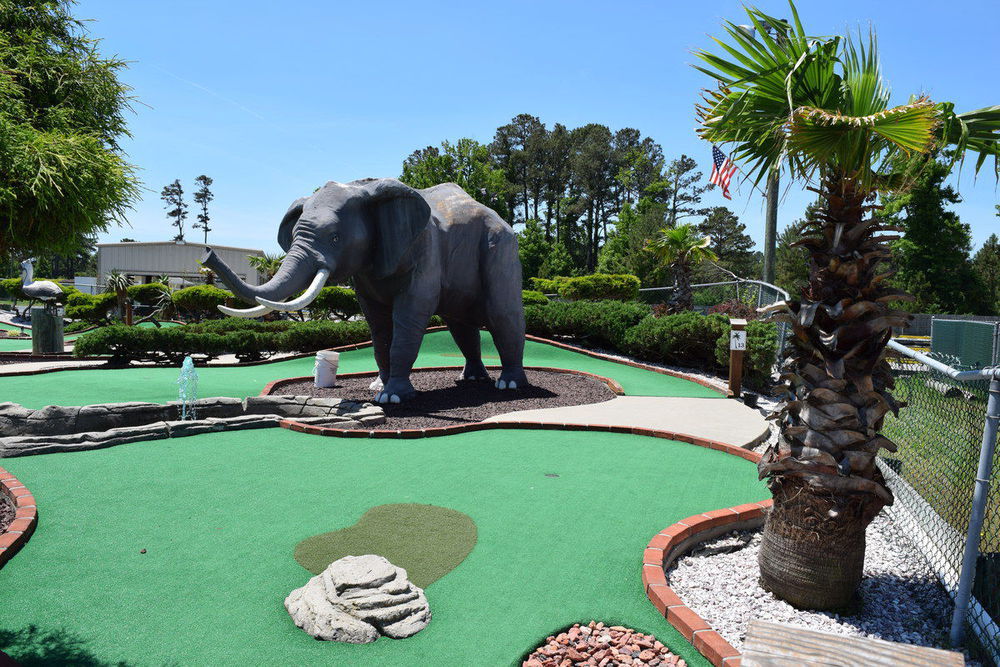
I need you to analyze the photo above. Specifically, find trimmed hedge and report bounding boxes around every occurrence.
[65,292,117,323]
[525,300,650,349]
[530,276,570,295]
[74,318,372,364]
[127,282,169,307]
[521,290,549,306]
[309,286,362,320]
[557,273,640,301]
[171,285,234,320]
[526,300,778,392]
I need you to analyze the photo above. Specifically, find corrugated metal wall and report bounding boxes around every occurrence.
[97,242,264,286]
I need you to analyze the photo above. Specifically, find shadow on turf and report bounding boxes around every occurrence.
[0,625,152,667]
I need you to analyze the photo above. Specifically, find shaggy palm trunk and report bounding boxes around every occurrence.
[758,175,911,609]
[674,264,693,311]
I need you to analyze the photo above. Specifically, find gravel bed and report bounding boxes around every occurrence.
[275,368,616,430]
[667,513,966,658]
[523,622,685,667]
[0,494,13,534]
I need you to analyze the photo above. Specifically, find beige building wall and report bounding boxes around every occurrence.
[97,241,264,286]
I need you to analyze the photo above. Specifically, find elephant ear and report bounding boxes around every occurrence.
[365,180,431,278]
[277,197,307,252]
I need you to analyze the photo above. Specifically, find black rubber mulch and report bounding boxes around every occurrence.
[274,368,617,430]
[0,494,13,534]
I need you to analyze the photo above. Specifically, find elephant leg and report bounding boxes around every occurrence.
[376,298,435,404]
[445,319,490,381]
[358,295,392,392]
[483,236,528,390]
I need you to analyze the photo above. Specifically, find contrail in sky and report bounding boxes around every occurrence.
[152,65,267,121]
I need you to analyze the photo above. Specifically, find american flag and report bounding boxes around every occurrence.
[710,145,738,200]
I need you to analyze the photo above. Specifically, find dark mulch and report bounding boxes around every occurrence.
[0,494,13,534]
[274,368,617,430]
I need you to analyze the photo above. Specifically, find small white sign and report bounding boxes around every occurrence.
[730,329,747,351]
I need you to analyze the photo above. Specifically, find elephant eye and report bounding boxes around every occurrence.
[331,234,340,244]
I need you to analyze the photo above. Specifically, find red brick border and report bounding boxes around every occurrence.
[0,466,38,569]
[643,444,771,667]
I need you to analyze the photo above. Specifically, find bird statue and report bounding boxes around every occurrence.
[19,258,64,310]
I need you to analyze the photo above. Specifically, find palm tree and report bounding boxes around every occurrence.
[646,224,718,311]
[104,270,133,326]
[247,253,285,282]
[695,1,1000,609]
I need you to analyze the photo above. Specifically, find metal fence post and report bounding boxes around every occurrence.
[950,374,1000,646]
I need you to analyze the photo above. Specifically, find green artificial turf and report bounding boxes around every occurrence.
[0,428,766,666]
[294,503,477,588]
[3,330,720,409]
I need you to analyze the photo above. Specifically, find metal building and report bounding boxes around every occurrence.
[96,241,265,287]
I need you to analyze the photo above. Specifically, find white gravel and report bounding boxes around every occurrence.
[667,513,972,661]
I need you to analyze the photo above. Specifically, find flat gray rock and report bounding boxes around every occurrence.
[284,555,431,643]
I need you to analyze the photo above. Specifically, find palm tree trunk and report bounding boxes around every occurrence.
[758,175,911,609]
[675,264,693,310]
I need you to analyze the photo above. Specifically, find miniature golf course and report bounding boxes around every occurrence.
[0,331,765,666]
[2,330,719,409]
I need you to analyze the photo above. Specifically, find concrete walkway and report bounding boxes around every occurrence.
[484,396,769,448]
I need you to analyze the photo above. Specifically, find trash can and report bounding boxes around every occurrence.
[314,349,340,388]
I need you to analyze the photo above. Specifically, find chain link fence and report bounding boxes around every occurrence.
[882,345,1000,664]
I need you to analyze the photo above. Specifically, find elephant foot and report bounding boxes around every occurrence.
[496,368,528,390]
[375,377,417,404]
[458,361,491,382]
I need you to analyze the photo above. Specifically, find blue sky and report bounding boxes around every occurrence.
[79,0,999,256]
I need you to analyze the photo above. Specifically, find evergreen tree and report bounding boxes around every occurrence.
[400,139,509,219]
[882,158,987,313]
[0,0,139,261]
[774,201,820,296]
[538,242,576,278]
[698,207,755,278]
[973,210,1000,313]
[192,175,214,244]
[160,180,188,242]
[660,155,709,227]
[516,219,550,287]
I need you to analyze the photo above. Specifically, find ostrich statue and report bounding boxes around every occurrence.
[19,259,63,314]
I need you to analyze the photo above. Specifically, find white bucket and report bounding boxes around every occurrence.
[314,349,340,388]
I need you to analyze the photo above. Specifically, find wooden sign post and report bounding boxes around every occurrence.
[728,318,747,398]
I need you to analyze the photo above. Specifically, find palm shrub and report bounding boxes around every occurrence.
[104,271,133,325]
[646,225,718,311]
[696,1,1000,608]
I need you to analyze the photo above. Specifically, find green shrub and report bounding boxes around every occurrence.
[714,319,778,392]
[524,300,650,348]
[74,318,372,363]
[65,291,116,323]
[622,311,730,370]
[521,290,549,306]
[309,286,362,320]
[0,278,22,300]
[557,273,640,301]
[126,282,169,307]
[530,276,570,294]
[172,285,233,320]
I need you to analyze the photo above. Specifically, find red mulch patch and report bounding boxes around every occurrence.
[523,622,686,667]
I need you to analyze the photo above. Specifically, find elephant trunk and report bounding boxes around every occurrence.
[201,245,317,305]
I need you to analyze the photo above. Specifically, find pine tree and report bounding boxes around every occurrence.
[160,180,188,242]
[192,175,214,244]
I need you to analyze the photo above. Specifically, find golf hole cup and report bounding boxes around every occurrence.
[314,349,340,388]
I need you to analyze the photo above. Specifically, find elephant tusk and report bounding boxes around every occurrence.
[218,303,274,318]
[255,268,330,312]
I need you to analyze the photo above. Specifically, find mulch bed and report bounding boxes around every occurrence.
[274,368,616,430]
[0,494,13,535]
[523,622,685,666]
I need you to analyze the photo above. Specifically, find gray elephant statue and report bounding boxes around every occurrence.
[201,178,527,404]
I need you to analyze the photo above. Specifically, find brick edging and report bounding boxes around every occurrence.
[524,334,726,396]
[260,364,626,399]
[0,466,38,569]
[642,444,770,667]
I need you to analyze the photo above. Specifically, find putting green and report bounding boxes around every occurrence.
[294,503,477,587]
[0,428,765,666]
[3,330,719,409]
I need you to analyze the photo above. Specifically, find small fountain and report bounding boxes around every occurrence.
[177,356,199,420]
